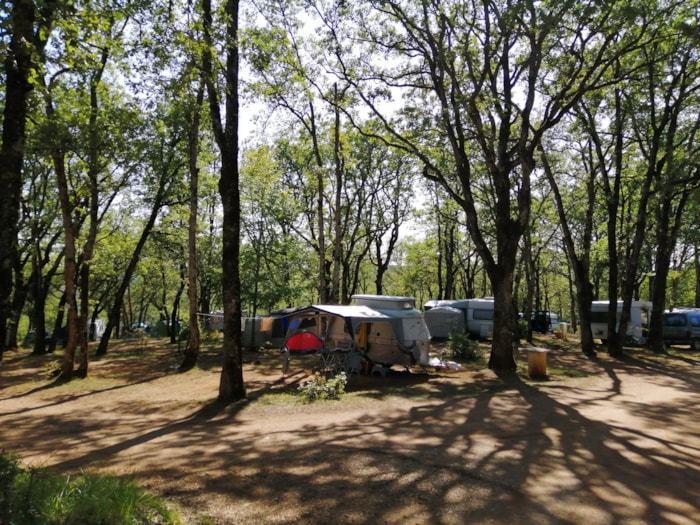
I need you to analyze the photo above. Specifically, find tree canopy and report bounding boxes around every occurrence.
[1,0,699,380]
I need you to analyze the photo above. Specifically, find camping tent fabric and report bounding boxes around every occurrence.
[295,304,407,344]
[424,306,466,339]
[283,331,324,353]
[284,304,429,355]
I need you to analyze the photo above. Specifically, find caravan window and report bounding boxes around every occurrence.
[473,309,493,321]
[590,311,620,324]
[293,317,317,330]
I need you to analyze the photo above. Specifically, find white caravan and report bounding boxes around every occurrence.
[590,300,651,344]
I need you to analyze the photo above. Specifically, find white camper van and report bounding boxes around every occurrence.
[590,300,651,344]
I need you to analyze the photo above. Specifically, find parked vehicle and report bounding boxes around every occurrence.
[423,298,494,340]
[590,300,651,344]
[532,310,558,333]
[662,309,700,351]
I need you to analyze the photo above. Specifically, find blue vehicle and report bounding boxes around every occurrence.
[663,309,700,351]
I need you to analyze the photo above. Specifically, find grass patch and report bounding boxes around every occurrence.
[0,452,180,524]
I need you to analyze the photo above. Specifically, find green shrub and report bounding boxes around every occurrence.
[43,361,62,379]
[0,451,180,525]
[517,318,528,339]
[297,372,347,402]
[446,332,482,361]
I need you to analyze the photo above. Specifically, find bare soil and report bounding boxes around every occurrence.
[1,336,699,525]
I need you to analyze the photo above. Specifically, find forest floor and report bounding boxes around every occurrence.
[1,334,699,525]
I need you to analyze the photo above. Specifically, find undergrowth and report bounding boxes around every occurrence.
[0,451,180,524]
[297,372,348,402]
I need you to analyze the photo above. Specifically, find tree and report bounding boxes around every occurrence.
[326,0,648,369]
[635,17,700,353]
[539,137,598,355]
[37,3,148,377]
[0,0,59,361]
[95,105,187,356]
[179,82,205,371]
[203,0,246,401]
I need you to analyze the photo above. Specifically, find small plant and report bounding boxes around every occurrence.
[43,360,62,379]
[447,332,482,361]
[297,372,348,402]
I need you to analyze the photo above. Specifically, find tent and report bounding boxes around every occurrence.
[423,306,466,340]
[283,330,324,353]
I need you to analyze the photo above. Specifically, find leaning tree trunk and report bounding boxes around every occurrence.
[96,174,169,356]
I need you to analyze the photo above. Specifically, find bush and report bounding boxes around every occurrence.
[43,361,62,379]
[0,451,180,524]
[446,332,482,361]
[517,318,529,339]
[297,372,347,402]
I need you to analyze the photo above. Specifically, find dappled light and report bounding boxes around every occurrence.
[1,336,699,524]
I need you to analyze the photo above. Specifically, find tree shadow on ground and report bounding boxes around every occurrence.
[1,340,699,524]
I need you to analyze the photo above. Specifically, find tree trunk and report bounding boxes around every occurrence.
[488,270,517,370]
[330,84,343,304]
[180,83,204,372]
[96,174,169,356]
[0,0,37,360]
[55,152,80,381]
[203,0,246,402]
[540,146,596,355]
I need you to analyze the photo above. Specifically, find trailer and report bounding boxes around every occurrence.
[423,298,494,340]
[281,294,431,374]
[590,300,651,344]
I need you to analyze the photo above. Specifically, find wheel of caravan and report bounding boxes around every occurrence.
[692,339,700,352]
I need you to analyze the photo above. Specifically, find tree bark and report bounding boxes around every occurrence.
[0,0,37,360]
[180,83,205,372]
[203,0,246,402]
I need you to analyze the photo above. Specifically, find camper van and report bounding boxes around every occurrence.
[590,300,651,344]
[281,294,431,369]
[423,298,494,340]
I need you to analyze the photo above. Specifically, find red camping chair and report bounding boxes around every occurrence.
[281,331,325,375]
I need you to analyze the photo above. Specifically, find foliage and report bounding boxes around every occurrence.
[0,451,180,525]
[517,319,529,340]
[446,332,482,362]
[43,361,62,379]
[297,372,347,402]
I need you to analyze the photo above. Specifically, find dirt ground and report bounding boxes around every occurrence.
[1,336,699,525]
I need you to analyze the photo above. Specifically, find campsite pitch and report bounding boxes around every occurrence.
[1,336,699,524]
